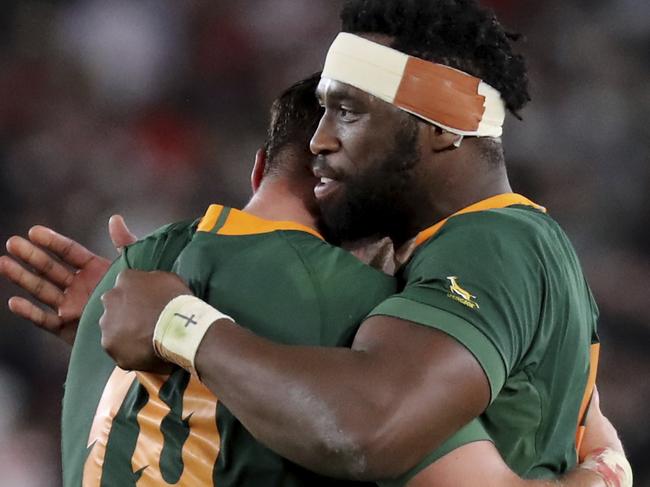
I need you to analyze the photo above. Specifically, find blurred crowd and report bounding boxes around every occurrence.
[0,0,647,485]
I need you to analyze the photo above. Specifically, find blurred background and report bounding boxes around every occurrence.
[0,0,647,485]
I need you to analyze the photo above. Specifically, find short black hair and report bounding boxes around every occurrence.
[341,0,530,116]
[263,73,323,177]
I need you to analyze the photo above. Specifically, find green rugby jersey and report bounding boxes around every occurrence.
[63,205,417,486]
[62,220,198,487]
[371,194,600,485]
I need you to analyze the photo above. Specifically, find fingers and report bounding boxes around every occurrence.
[113,269,135,289]
[8,296,63,332]
[5,236,74,287]
[151,269,190,287]
[0,255,64,308]
[28,225,96,269]
[58,295,82,323]
[109,215,137,252]
[591,385,600,410]
[99,287,123,341]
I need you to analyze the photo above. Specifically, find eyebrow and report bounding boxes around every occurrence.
[316,83,361,105]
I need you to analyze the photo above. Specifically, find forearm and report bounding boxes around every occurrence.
[406,434,626,487]
[194,320,409,479]
[193,318,475,480]
[467,471,605,487]
[551,468,607,487]
[464,470,605,487]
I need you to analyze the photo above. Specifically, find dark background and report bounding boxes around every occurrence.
[0,1,648,485]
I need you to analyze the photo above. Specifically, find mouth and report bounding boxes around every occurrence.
[314,176,341,200]
[312,158,343,201]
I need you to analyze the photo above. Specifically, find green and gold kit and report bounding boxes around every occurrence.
[62,194,597,486]
[62,205,398,486]
[62,219,197,487]
[372,194,600,485]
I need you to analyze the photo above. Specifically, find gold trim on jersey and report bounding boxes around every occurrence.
[83,368,137,486]
[414,193,546,248]
[130,373,169,483]
[576,343,600,457]
[83,368,220,486]
[198,204,325,241]
[131,372,220,486]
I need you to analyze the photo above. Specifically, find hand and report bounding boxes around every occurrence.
[108,214,137,252]
[99,269,192,373]
[580,387,624,457]
[0,216,137,346]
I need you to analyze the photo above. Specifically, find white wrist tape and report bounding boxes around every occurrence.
[580,448,633,487]
[153,295,232,376]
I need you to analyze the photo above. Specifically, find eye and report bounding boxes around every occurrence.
[339,106,359,122]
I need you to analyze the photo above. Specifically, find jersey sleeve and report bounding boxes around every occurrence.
[378,419,492,487]
[369,211,542,401]
[123,219,198,271]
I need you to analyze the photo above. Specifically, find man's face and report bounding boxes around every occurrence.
[311,78,425,243]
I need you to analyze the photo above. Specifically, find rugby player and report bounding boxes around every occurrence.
[2,74,625,486]
[97,1,632,486]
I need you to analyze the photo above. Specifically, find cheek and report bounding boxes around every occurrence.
[340,127,386,173]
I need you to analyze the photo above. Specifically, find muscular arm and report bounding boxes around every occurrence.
[406,441,606,487]
[100,270,489,480]
[194,315,489,480]
[405,386,628,487]
[101,271,630,484]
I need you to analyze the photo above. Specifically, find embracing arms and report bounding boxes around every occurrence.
[98,270,631,487]
[99,267,489,478]
[1,222,630,486]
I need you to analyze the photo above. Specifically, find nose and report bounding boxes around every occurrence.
[310,114,340,156]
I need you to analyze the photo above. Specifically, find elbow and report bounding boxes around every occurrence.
[318,422,413,481]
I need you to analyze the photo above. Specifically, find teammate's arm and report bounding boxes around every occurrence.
[407,387,630,487]
[407,442,605,487]
[0,217,135,345]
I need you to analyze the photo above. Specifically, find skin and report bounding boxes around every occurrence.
[0,217,135,345]
[412,388,621,486]
[312,78,513,246]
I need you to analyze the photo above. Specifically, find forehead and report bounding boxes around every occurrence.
[316,77,409,126]
[316,78,372,103]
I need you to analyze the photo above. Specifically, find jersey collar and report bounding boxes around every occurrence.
[414,193,546,248]
[198,204,325,241]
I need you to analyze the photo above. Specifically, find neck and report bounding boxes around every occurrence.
[393,157,513,246]
[243,178,318,230]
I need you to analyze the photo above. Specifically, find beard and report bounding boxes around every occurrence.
[318,121,424,245]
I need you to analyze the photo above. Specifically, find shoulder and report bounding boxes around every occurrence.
[124,219,199,271]
[281,231,397,299]
[441,205,553,245]
[142,219,199,242]
[411,206,561,271]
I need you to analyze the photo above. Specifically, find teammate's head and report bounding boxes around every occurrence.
[254,73,323,185]
[310,0,528,243]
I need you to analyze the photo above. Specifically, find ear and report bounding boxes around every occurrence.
[425,125,463,152]
[251,148,267,193]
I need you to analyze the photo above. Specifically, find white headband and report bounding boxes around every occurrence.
[322,33,506,138]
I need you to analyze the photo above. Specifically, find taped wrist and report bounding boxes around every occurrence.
[153,295,232,376]
[579,448,633,487]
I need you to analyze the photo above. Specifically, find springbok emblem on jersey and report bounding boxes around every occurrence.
[446,276,480,310]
